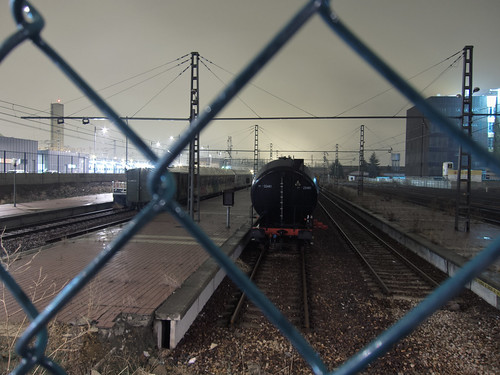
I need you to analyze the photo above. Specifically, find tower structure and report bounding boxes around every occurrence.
[188,52,200,221]
[334,143,339,188]
[253,125,259,178]
[357,125,365,196]
[455,45,474,232]
[226,136,232,168]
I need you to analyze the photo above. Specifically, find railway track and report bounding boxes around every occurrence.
[359,183,500,226]
[228,241,310,330]
[1,208,136,254]
[320,190,440,300]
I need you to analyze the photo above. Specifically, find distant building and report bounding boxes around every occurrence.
[391,153,400,172]
[405,94,498,177]
[38,149,89,173]
[0,135,92,174]
[0,136,38,172]
[347,170,369,181]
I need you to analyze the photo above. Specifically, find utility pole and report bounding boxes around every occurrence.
[334,143,339,188]
[455,45,475,232]
[358,125,365,196]
[323,152,329,184]
[226,136,232,168]
[188,52,200,221]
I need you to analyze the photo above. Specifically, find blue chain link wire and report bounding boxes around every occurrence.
[1,1,499,374]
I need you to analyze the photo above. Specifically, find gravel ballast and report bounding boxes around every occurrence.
[157,216,500,374]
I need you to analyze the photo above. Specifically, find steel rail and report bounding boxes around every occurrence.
[229,246,267,327]
[321,190,440,289]
[317,200,391,295]
[1,209,132,240]
[44,217,134,244]
[301,245,311,330]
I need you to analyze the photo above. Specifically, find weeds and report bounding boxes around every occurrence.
[0,232,167,374]
[0,234,97,374]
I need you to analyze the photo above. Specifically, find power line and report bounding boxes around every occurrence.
[200,55,317,117]
[67,55,191,116]
[338,50,463,117]
[20,115,430,121]
[199,57,261,118]
[131,63,191,117]
[392,53,463,116]
[195,148,390,154]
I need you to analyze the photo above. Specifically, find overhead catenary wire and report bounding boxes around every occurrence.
[0,103,144,156]
[199,57,261,118]
[364,125,394,151]
[336,50,464,117]
[11,50,473,124]
[392,52,463,116]
[1,49,488,162]
[67,54,191,116]
[315,124,364,152]
[130,63,191,117]
[0,110,125,152]
[200,55,317,117]
[0,99,184,156]
[67,58,190,116]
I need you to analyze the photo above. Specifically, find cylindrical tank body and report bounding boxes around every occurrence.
[251,158,318,227]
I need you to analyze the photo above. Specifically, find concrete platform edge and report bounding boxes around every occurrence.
[154,220,252,348]
[340,196,500,309]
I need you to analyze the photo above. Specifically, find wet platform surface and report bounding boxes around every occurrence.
[0,194,114,217]
[0,193,115,229]
[0,190,253,337]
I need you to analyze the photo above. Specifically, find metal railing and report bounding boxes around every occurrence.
[1,1,499,374]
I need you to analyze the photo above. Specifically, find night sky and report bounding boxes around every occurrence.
[1,0,499,166]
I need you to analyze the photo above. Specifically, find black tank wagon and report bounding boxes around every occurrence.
[251,157,319,241]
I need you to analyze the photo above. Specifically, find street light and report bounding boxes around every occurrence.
[12,159,19,207]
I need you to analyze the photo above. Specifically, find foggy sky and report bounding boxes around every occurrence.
[1,0,499,167]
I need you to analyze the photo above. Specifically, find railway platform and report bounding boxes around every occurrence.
[0,193,114,228]
[340,189,500,309]
[0,189,253,349]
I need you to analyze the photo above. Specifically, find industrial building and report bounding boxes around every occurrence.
[0,136,38,173]
[405,93,499,178]
[0,135,94,174]
[38,149,89,173]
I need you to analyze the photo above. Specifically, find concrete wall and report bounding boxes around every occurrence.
[0,173,125,204]
[0,173,124,186]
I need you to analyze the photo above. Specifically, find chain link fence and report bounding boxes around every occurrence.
[1,1,500,374]
[0,150,91,173]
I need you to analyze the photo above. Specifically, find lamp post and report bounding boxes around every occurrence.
[92,125,97,173]
[12,159,18,207]
[91,126,108,173]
